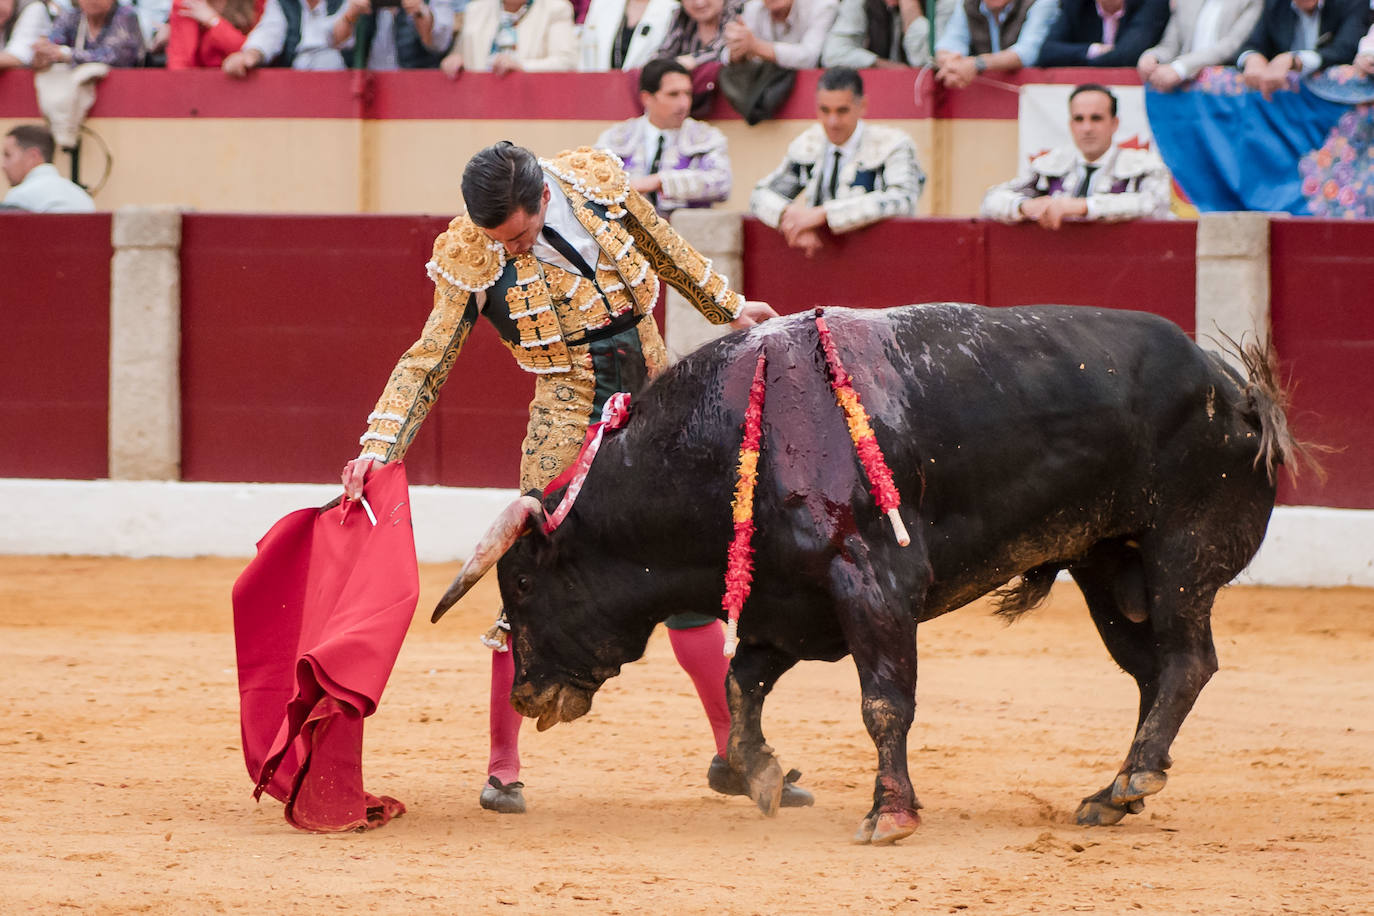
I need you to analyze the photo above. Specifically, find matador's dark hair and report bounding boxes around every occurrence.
[818,66,864,98]
[1070,83,1118,116]
[461,141,545,228]
[639,57,690,94]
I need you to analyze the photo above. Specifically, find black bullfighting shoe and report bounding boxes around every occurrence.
[707,754,815,807]
[479,775,527,814]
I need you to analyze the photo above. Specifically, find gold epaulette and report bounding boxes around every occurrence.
[541,147,631,214]
[426,214,507,293]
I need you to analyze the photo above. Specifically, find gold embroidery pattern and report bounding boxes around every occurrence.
[621,190,742,324]
[426,215,505,292]
[519,350,597,491]
[545,261,612,330]
[542,148,631,214]
[361,280,476,462]
[507,253,572,374]
[562,182,656,318]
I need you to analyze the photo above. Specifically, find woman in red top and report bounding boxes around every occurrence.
[166,0,263,68]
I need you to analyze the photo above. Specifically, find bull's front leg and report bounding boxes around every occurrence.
[724,643,798,816]
[831,542,922,846]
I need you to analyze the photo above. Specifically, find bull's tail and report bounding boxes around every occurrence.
[992,562,1062,622]
[1220,335,1326,486]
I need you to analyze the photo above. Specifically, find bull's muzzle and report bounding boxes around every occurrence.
[512,680,593,731]
[431,495,544,623]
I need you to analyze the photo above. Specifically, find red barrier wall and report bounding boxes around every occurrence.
[179,214,530,487]
[6,213,1368,509]
[1270,221,1374,509]
[0,213,111,479]
[743,217,1196,332]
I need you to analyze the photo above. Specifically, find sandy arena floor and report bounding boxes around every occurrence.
[2,555,1372,914]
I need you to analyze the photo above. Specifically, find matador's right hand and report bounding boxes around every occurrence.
[342,456,380,501]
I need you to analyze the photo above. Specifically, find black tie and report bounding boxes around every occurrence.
[540,225,597,280]
[646,133,665,207]
[826,149,842,202]
[1075,164,1098,198]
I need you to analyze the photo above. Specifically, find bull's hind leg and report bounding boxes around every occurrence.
[1071,549,1219,826]
[724,643,798,816]
[830,542,922,846]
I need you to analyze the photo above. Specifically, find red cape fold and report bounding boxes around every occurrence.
[232,461,418,831]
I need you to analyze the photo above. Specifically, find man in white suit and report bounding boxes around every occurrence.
[1136,0,1262,90]
[750,66,924,257]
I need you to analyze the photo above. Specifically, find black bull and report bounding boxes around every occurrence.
[434,304,1297,845]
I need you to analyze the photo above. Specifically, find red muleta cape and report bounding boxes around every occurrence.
[232,461,419,831]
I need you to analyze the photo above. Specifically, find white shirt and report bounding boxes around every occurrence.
[819,122,863,203]
[1189,0,1225,52]
[729,0,838,69]
[639,118,670,175]
[242,0,352,70]
[473,177,601,311]
[3,0,67,64]
[2,163,96,213]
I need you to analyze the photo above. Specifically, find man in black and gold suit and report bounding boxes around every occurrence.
[340,141,810,815]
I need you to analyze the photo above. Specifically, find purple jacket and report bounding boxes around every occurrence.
[594,116,732,215]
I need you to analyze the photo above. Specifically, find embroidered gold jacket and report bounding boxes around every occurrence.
[358,147,745,464]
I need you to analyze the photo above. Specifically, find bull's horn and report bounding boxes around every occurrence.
[432,495,543,623]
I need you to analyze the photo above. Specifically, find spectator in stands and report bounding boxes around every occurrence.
[222,0,352,73]
[1236,0,1367,98]
[166,0,263,67]
[439,0,575,76]
[131,0,171,63]
[1358,23,1374,75]
[821,0,951,69]
[579,0,674,69]
[981,83,1170,228]
[750,66,923,257]
[0,0,63,69]
[1135,0,1261,90]
[1035,0,1168,67]
[1,123,95,212]
[657,0,739,70]
[722,0,837,70]
[594,58,731,216]
[341,0,454,68]
[933,0,1057,88]
[31,0,144,67]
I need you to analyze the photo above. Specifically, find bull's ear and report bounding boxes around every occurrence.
[432,495,544,623]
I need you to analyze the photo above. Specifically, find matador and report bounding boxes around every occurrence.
[340,141,812,814]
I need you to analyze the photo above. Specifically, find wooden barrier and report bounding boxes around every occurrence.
[0,213,112,479]
[0,211,1367,510]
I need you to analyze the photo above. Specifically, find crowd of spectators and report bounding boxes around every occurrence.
[2,0,1372,218]
[0,0,1367,79]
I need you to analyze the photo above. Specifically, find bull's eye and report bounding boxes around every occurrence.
[515,574,532,594]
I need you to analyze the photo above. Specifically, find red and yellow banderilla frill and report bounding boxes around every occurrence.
[721,351,768,658]
[813,308,911,547]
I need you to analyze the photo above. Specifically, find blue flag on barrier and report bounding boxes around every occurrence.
[1146,66,1374,217]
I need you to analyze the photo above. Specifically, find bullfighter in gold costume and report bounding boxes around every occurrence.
[340,142,810,815]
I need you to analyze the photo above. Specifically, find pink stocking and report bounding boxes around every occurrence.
[668,622,732,757]
[488,649,523,784]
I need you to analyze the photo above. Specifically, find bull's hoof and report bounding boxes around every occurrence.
[1075,797,1129,826]
[708,756,813,811]
[1075,785,1148,826]
[853,810,920,845]
[478,776,526,814]
[1110,770,1168,806]
[749,759,785,817]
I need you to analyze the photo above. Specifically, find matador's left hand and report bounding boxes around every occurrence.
[731,300,779,328]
